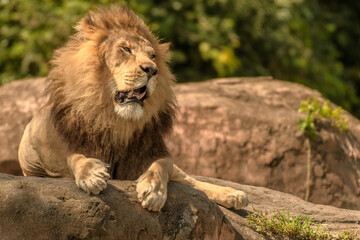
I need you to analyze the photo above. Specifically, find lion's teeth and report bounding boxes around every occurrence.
[127,91,135,98]
[115,86,146,104]
[135,90,146,100]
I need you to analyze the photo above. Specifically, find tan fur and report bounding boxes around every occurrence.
[18,5,248,211]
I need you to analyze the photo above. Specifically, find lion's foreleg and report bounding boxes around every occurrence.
[170,165,248,209]
[67,154,110,194]
[136,157,173,211]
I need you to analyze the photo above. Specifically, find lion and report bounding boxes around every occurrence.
[18,5,248,212]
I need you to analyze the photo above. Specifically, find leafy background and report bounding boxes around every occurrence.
[1,0,360,117]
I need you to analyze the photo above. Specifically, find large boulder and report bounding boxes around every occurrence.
[1,77,360,210]
[166,77,360,210]
[1,173,359,239]
[0,173,235,240]
[0,78,46,175]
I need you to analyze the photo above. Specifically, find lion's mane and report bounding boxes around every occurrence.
[45,6,176,179]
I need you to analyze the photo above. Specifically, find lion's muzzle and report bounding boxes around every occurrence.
[115,85,147,106]
[140,64,158,79]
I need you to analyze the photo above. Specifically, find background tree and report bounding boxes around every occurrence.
[1,0,360,117]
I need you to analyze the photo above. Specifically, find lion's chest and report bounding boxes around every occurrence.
[100,128,169,180]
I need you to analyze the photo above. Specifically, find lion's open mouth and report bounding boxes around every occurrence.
[115,85,147,106]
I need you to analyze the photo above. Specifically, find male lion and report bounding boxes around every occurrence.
[18,5,248,212]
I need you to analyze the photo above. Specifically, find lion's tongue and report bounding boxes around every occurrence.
[127,88,146,100]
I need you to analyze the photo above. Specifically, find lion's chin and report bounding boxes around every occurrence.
[114,102,144,121]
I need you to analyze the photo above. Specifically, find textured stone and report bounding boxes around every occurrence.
[1,173,359,239]
[197,176,360,238]
[166,77,360,210]
[0,173,235,240]
[1,77,360,210]
[0,78,46,176]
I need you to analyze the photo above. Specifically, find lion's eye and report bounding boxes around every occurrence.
[121,46,132,54]
[151,54,156,60]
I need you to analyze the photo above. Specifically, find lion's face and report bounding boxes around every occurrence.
[101,31,159,120]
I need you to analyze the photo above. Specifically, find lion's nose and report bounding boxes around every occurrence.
[140,64,158,79]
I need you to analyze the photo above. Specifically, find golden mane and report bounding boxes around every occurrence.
[45,5,176,179]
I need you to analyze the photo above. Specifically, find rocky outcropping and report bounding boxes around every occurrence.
[0,78,46,176]
[166,77,360,210]
[1,77,360,210]
[0,173,235,240]
[1,173,359,239]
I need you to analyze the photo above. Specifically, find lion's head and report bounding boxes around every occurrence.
[47,5,175,130]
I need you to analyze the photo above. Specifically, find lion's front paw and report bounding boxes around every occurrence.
[75,158,110,195]
[136,174,167,212]
[220,188,248,210]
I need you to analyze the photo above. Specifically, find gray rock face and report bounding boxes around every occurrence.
[1,77,360,210]
[1,173,359,240]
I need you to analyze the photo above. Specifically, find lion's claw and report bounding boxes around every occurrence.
[92,170,110,179]
[220,188,248,209]
[136,175,167,212]
[75,158,110,195]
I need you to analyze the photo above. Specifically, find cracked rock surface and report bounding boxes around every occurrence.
[166,77,360,210]
[0,173,235,240]
[1,173,359,240]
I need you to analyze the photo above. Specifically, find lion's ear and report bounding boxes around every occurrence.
[158,43,171,61]
[75,11,107,41]
[159,42,170,53]
[75,13,96,38]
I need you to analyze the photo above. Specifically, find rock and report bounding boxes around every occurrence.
[1,173,359,239]
[0,78,46,176]
[166,77,360,210]
[197,176,360,238]
[0,159,22,176]
[1,77,360,210]
[0,173,235,240]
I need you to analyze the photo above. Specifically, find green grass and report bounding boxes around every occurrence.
[247,209,359,240]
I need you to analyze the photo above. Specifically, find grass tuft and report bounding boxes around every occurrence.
[247,209,359,240]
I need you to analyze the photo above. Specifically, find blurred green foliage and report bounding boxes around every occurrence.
[298,97,349,140]
[1,0,360,117]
